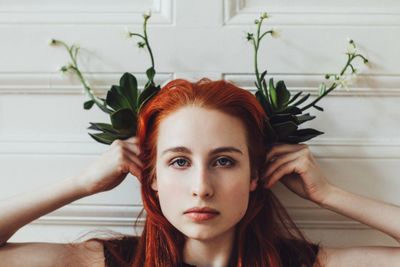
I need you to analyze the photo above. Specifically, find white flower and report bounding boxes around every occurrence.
[346,38,357,55]
[123,26,132,39]
[271,29,281,38]
[261,12,269,19]
[143,10,152,20]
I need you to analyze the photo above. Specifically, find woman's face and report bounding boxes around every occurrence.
[153,106,257,241]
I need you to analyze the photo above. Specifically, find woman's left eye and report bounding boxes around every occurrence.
[214,157,235,167]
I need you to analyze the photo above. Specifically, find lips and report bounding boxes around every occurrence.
[184,207,220,222]
[184,207,220,214]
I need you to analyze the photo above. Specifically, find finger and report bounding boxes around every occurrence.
[265,150,303,178]
[266,143,307,162]
[124,142,142,156]
[265,158,302,188]
[124,148,144,169]
[125,136,139,143]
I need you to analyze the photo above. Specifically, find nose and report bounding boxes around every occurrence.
[191,166,214,199]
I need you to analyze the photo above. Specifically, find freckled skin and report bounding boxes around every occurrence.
[153,106,257,242]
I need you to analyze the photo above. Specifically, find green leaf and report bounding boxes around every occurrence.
[270,114,297,125]
[138,84,160,111]
[260,70,267,83]
[272,121,298,138]
[268,78,277,109]
[275,80,291,109]
[88,132,118,145]
[83,99,95,110]
[110,108,137,135]
[146,67,156,82]
[286,128,324,143]
[292,93,310,107]
[295,113,316,125]
[88,122,120,135]
[287,91,303,105]
[119,72,138,111]
[106,85,131,111]
[318,83,326,96]
[255,91,273,116]
[313,105,324,111]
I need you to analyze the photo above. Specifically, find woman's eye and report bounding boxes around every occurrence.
[214,157,234,167]
[170,158,189,168]
[169,157,235,169]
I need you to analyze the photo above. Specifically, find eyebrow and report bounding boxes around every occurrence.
[161,146,243,156]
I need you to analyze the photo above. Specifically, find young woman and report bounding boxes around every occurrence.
[0,79,399,267]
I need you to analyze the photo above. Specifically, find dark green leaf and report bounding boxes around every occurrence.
[295,113,316,124]
[287,91,303,105]
[88,122,120,135]
[83,99,95,110]
[255,91,273,116]
[88,132,118,145]
[270,114,297,124]
[119,72,138,110]
[260,70,267,83]
[273,121,298,138]
[286,128,324,143]
[138,84,160,111]
[110,108,137,135]
[146,67,156,82]
[292,93,310,107]
[275,80,291,109]
[313,105,324,111]
[106,85,131,111]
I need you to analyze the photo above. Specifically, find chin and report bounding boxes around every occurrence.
[181,224,234,242]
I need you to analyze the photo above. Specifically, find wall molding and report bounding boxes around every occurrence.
[223,73,400,97]
[0,72,173,95]
[1,72,400,97]
[224,0,400,26]
[32,203,370,230]
[0,0,174,25]
[1,135,399,159]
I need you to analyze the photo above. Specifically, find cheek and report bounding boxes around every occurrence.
[156,175,186,215]
[221,179,251,218]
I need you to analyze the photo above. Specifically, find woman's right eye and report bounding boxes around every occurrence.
[170,158,190,168]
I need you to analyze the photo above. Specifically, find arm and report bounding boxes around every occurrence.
[320,185,400,244]
[317,246,400,267]
[0,176,86,246]
[264,144,400,244]
[0,137,142,266]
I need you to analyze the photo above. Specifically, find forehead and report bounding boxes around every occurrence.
[156,106,248,155]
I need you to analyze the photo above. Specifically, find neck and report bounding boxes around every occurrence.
[183,228,235,267]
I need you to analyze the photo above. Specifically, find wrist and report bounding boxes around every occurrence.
[316,183,339,208]
[64,174,93,198]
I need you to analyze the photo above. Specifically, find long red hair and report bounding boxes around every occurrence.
[121,78,322,267]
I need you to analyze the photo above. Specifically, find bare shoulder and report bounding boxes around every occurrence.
[315,245,400,267]
[0,240,105,267]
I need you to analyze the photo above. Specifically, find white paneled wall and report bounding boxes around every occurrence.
[1,0,399,247]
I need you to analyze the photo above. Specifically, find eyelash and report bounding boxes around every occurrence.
[169,157,235,169]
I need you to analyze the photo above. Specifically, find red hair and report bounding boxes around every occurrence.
[128,78,321,266]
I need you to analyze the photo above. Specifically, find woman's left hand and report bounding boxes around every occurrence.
[263,143,333,204]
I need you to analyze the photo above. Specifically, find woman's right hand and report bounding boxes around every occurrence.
[77,136,144,196]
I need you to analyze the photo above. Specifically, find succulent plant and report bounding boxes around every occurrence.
[247,13,369,144]
[50,12,160,145]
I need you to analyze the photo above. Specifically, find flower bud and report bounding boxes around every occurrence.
[261,12,268,19]
[48,39,58,46]
[254,19,260,24]
[143,10,152,20]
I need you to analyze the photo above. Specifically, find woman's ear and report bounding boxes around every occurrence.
[250,177,258,191]
[151,178,158,191]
